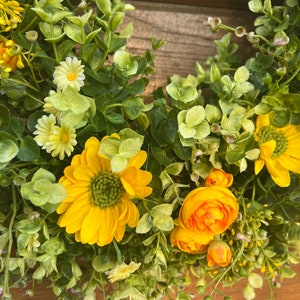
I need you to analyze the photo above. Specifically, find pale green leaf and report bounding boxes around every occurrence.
[186,105,205,126]
[136,213,152,234]
[234,66,250,83]
[0,139,18,163]
[248,273,263,289]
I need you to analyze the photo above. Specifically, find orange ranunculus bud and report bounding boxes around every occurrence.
[207,239,232,267]
[170,225,213,254]
[178,186,238,236]
[205,169,233,188]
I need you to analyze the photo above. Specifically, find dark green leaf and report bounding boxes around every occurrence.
[0,104,10,127]
[17,136,40,161]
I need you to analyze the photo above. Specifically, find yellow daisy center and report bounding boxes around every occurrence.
[60,133,69,143]
[89,171,124,208]
[67,72,77,81]
[259,126,287,158]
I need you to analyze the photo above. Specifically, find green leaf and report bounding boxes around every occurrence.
[283,93,300,113]
[0,138,19,163]
[152,204,173,216]
[122,97,145,120]
[166,83,197,103]
[269,110,290,127]
[16,219,42,234]
[92,255,114,272]
[64,23,84,44]
[248,273,263,289]
[119,138,142,157]
[0,104,10,127]
[110,155,129,173]
[164,163,184,176]
[205,104,222,123]
[41,237,65,255]
[248,0,263,12]
[10,116,25,137]
[95,0,112,15]
[243,284,256,300]
[106,112,124,124]
[152,213,174,231]
[186,106,205,126]
[136,213,152,234]
[17,136,40,161]
[234,66,250,83]
[280,266,296,278]
[226,150,245,163]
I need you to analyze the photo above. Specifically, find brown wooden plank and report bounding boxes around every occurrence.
[125,1,255,92]
[135,0,250,9]
[10,263,300,299]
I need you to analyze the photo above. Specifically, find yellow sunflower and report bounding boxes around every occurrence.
[255,113,300,187]
[56,135,152,246]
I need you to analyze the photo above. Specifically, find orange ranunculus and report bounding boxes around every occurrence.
[0,38,24,77]
[170,224,213,254]
[207,239,232,267]
[178,186,238,236]
[205,169,233,188]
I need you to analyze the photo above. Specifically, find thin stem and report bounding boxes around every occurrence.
[3,185,18,298]
[113,239,123,264]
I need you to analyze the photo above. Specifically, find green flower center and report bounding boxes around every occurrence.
[89,171,124,208]
[259,126,287,158]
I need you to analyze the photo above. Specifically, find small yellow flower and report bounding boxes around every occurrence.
[255,113,300,187]
[34,115,77,160]
[47,124,77,160]
[105,262,141,283]
[33,114,56,148]
[0,37,24,77]
[56,136,152,246]
[53,57,85,91]
[0,0,24,32]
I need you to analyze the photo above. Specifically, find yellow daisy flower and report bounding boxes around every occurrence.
[33,114,56,147]
[53,57,85,91]
[56,136,153,246]
[0,0,24,32]
[105,262,141,283]
[34,115,77,160]
[255,113,300,187]
[47,124,77,160]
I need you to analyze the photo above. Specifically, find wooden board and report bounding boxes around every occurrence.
[10,263,300,299]
[125,0,255,92]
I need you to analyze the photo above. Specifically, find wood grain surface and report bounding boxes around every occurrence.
[125,1,255,92]
[10,1,300,299]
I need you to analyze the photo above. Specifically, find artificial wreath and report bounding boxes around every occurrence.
[1,0,300,299]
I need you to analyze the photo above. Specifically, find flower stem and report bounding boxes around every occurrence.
[113,239,123,264]
[3,185,18,298]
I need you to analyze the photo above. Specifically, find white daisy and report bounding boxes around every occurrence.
[33,114,56,148]
[53,57,85,91]
[47,124,77,160]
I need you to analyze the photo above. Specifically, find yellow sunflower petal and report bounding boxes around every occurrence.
[97,208,118,246]
[80,207,101,243]
[256,113,270,130]
[120,177,136,196]
[265,159,290,187]
[128,150,147,168]
[277,155,300,174]
[73,164,95,181]
[255,159,265,175]
[259,140,276,160]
